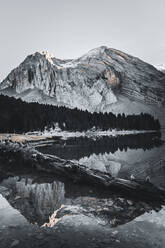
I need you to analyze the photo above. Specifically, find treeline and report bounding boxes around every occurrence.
[0,95,160,133]
[38,132,162,160]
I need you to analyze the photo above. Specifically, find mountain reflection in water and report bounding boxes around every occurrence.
[0,131,164,232]
[0,175,161,227]
[37,132,165,188]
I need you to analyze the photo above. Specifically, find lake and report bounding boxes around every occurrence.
[0,131,165,247]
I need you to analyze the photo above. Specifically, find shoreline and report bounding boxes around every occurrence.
[41,129,159,139]
[0,129,160,144]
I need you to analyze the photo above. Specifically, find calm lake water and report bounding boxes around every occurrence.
[37,132,165,188]
[0,131,165,247]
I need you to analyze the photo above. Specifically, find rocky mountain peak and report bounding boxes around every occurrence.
[41,51,55,65]
[0,46,165,126]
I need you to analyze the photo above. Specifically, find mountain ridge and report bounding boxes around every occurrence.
[0,46,165,126]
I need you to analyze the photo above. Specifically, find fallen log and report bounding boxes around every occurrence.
[0,142,165,204]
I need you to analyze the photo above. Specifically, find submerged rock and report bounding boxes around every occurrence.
[10,240,20,247]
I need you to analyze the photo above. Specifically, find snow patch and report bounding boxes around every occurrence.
[155,64,165,72]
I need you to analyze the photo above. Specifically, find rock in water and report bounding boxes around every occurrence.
[0,46,165,125]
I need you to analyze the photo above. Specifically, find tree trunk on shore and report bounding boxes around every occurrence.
[0,142,165,204]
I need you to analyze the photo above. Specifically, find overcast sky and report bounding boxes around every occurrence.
[0,0,165,80]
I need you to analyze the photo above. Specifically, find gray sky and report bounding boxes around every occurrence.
[0,0,165,80]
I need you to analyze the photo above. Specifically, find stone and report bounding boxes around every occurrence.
[10,240,20,247]
[14,195,21,200]
[112,230,118,235]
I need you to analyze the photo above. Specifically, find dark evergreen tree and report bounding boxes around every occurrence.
[0,94,161,133]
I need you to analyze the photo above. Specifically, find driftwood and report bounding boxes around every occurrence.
[0,142,165,204]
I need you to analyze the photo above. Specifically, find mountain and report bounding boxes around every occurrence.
[0,46,165,126]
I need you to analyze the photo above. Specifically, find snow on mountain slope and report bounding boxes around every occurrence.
[155,64,165,73]
[0,46,165,125]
